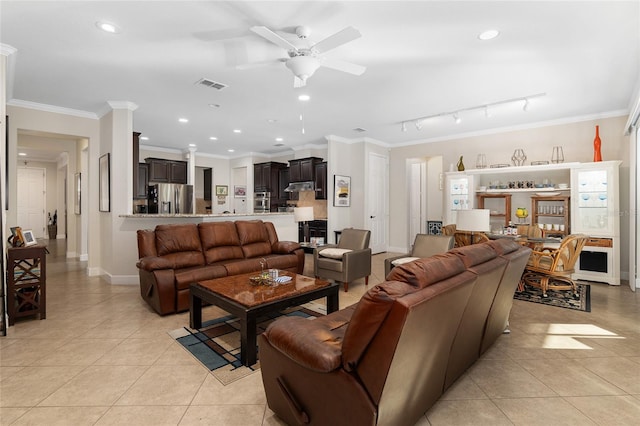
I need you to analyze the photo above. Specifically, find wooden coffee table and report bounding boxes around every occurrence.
[189,271,339,366]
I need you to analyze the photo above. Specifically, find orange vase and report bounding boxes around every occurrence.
[593,125,602,162]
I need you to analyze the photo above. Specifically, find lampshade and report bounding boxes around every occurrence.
[293,206,314,223]
[456,209,490,232]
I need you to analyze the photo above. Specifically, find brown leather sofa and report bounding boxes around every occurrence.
[136,220,304,315]
[259,239,530,426]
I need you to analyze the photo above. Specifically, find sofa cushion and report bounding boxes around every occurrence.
[449,243,497,268]
[174,264,229,290]
[391,256,420,266]
[319,248,352,259]
[155,224,205,268]
[342,280,417,371]
[386,253,466,289]
[486,238,521,255]
[236,220,272,258]
[198,222,245,264]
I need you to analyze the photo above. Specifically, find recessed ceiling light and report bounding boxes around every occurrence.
[478,29,500,41]
[298,94,310,101]
[178,118,189,123]
[268,119,277,124]
[233,129,241,133]
[275,137,283,142]
[209,136,218,141]
[227,149,235,153]
[188,144,197,147]
[274,143,285,147]
[18,152,26,156]
[208,103,220,108]
[140,136,149,141]
[96,21,120,34]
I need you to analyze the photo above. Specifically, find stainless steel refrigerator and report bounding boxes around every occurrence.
[148,183,193,214]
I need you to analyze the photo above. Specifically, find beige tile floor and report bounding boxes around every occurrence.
[1,239,640,425]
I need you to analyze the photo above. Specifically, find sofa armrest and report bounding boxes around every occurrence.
[137,256,174,272]
[272,241,301,255]
[384,253,411,277]
[263,316,344,373]
[343,248,372,281]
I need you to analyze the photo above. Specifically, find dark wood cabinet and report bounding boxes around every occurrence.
[289,157,323,182]
[314,162,328,199]
[136,163,149,199]
[298,220,328,243]
[145,158,187,184]
[203,168,212,201]
[132,132,141,197]
[278,168,290,201]
[254,162,287,193]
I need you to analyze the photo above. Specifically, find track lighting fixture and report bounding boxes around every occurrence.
[399,92,545,132]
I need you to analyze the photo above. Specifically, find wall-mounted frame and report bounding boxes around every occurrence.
[333,175,351,207]
[427,220,443,235]
[74,172,81,214]
[22,229,37,246]
[99,153,110,212]
[234,185,246,198]
[215,185,228,196]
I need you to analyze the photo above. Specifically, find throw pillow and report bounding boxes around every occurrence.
[319,248,352,259]
[391,257,420,266]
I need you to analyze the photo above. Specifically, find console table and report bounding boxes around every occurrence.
[7,245,47,325]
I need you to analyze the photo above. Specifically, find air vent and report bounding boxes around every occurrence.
[196,78,228,90]
[353,127,367,133]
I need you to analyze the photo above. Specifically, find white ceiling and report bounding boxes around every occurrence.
[2,1,639,159]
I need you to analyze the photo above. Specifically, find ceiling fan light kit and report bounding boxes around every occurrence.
[401,93,546,132]
[249,25,366,87]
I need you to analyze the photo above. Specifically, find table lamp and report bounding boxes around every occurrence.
[293,206,314,244]
[456,209,490,244]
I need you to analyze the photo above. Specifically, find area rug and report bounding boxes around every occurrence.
[514,282,591,312]
[168,302,326,385]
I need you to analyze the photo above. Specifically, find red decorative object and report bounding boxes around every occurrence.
[593,125,602,162]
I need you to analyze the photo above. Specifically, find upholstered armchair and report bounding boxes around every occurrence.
[520,233,588,297]
[384,234,454,276]
[314,228,371,292]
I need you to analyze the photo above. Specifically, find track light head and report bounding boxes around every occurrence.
[401,122,407,132]
[484,106,491,118]
[415,120,423,130]
[523,98,530,111]
[453,113,461,124]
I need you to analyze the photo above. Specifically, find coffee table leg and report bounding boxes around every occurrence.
[326,288,339,313]
[190,292,202,329]
[241,313,257,366]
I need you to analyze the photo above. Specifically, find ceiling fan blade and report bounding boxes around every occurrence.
[236,58,286,70]
[311,26,361,54]
[320,58,366,75]
[293,76,307,88]
[250,26,298,51]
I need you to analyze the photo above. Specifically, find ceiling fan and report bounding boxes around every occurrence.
[248,25,366,87]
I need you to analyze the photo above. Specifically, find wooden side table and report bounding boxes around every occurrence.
[7,245,47,325]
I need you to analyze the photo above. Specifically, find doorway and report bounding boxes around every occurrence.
[366,152,388,254]
[17,167,46,238]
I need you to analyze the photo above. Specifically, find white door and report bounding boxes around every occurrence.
[367,153,388,254]
[409,161,424,242]
[17,168,46,238]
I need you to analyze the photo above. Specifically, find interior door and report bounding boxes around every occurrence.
[367,153,388,254]
[17,167,46,238]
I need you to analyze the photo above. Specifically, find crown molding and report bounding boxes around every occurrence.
[7,99,99,119]
[97,101,139,117]
[0,44,17,56]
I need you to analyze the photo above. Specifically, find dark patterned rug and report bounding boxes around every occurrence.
[514,282,591,312]
[168,303,324,385]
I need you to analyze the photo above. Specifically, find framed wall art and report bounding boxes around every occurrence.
[427,220,443,235]
[74,172,81,214]
[234,185,246,198]
[333,175,351,207]
[215,185,228,196]
[99,153,110,212]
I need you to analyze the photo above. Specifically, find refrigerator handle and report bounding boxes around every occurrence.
[174,187,180,214]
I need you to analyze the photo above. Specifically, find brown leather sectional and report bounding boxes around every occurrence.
[259,238,530,426]
[136,220,304,315]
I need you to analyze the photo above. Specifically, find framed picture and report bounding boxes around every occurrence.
[22,229,37,246]
[74,172,81,215]
[99,153,110,212]
[9,226,22,246]
[234,185,246,198]
[334,175,351,207]
[427,220,443,235]
[215,185,228,196]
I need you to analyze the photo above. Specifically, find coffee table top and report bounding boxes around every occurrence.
[193,271,333,308]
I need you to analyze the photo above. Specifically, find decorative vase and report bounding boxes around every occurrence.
[457,156,465,171]
[511,149,527,166]
[593,125,602,162]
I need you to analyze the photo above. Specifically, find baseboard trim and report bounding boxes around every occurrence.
[79,253,88,261]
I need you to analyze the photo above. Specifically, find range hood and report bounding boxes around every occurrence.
[284,181,315,192]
